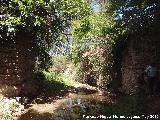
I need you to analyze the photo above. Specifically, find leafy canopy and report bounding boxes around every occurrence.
[0,0,90,70]
[0,0,90,46]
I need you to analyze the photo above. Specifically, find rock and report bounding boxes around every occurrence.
[0,85,21,97]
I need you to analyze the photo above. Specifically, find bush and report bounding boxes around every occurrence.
[50,55,70,74]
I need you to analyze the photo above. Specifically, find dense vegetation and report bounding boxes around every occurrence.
[70,0,160,89]
[0,0,160,119]
[0,0,90,70]
[0,0,159,91]
[0,0,160,94]
[1,0,160,86]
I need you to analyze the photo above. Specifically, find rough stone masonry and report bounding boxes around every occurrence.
[0,33,36,97]
[121,33,160,94]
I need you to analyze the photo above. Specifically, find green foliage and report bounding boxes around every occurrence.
[49,54,79,83]
[71,8,120,87]
[0,0,91,70]
[59,0,90,20]
[71,12,115,62]
[116,0,160,33]
[51,55,70,73]
[0,0,90,42]
[41,71,78,93]
[70,0,160,89]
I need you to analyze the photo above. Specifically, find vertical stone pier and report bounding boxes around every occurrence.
[0,33,36,97]
[121,34,160,94]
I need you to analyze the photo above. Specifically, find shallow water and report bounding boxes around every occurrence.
[53,92,114,120]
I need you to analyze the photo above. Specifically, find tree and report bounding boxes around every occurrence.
[70,0,160,89]
[0,0,90,70]
[115,0,160,33]
[70,0,118,87]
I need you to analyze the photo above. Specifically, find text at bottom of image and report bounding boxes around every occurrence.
[82,115,159,119]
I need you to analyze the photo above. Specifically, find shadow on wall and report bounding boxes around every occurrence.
[121,33,160,94]
[0,32,36,97]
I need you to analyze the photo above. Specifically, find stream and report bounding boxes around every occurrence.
[53,92,114,120]
[16,86,116,120]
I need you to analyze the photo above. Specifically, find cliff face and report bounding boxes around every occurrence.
[121,33,160,94]
[0,33,36,97]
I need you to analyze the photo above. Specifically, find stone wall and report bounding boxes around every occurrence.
[0,33,36,97]
[121,34,160,94]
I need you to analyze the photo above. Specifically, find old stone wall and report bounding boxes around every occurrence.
[122,34,160,94]
[0,33,36,97]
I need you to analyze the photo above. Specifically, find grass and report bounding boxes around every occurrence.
[43,71,78,87]
[39,71,79,94]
